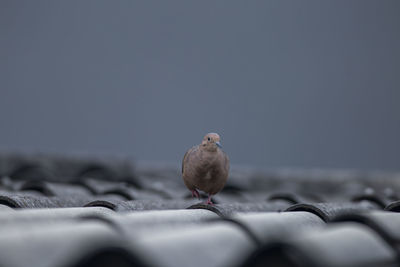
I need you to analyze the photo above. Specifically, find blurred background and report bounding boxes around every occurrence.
[0,1,399,170]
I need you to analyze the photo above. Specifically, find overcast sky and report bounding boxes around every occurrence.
[1,1,399,170]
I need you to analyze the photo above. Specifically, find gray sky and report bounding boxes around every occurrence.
[1,1,399,170]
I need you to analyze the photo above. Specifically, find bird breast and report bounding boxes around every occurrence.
[195,153,222,178]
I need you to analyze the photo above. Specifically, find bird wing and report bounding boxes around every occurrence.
[223,151,230,173]
[182,151,189,174]
[182,146,197,174]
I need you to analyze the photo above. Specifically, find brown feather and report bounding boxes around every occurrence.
[182,133,229,196]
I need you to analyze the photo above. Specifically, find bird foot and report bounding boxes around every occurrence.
[191,189,200,199]
[205,195,214,205]
[205,200,214,206]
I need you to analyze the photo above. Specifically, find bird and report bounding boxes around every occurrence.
[182,133,229,205]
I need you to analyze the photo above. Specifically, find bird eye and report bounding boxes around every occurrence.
[207,137,211,141]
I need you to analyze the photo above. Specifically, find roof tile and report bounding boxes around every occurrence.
[1,153,400,267]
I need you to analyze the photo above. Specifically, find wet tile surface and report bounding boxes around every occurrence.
[0,153,400,267]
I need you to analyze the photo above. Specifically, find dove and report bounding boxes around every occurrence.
[182,133,230,205]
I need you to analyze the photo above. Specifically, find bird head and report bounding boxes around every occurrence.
[201,133,222,152]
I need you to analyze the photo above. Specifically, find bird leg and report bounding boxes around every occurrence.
[206,194,214,205]
[191,189,200,199]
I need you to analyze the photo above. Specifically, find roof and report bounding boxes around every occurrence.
[0,153,400,267]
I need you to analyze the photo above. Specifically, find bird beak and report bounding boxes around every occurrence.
[216,141,222,148]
